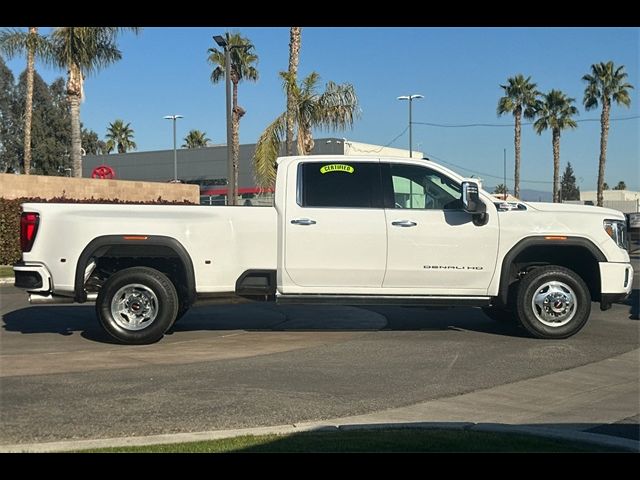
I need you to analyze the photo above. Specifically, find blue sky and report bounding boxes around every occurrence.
[4,27,639,191]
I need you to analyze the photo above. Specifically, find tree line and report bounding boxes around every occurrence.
[497,63,633,206]
[0,58,93,175]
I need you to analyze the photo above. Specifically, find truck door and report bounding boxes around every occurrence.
[381,162,499,295]
[281,160,387,290]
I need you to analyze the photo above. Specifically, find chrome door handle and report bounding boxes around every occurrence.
[391,220,417,227]
[291,218,317,225]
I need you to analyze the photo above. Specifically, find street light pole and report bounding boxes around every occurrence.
[503,147,507,199]
[214,34,236,205]
[163,114,183,182]
[397,94,423,158]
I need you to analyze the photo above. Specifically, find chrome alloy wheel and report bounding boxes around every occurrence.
[110,283,159,331]
[531,281,577,327]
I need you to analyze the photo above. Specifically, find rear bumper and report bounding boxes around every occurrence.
[13,262,52,293]
[598,262,633,310]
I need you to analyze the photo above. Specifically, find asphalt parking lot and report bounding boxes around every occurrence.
[1,260,638,446]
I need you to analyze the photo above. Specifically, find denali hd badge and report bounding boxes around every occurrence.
[423,265,484,270]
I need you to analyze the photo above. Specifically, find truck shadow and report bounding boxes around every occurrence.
[2,303,529,343]
[625,289,639,320]
[1,306,116,343]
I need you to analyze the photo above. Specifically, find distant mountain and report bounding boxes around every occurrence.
[486,186,552,203]
[519,189,553,203]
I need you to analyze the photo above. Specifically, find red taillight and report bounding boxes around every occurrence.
[20,212,39,252]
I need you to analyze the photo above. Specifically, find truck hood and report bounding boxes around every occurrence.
[523,201,625,219]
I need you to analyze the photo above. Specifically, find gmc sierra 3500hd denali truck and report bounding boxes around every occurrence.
[14,155,633,344]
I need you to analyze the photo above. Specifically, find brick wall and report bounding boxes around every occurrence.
[0,174,199,203]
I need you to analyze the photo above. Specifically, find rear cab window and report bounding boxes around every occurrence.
[298,161,383,209]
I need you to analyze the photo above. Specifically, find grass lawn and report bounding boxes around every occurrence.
[0,265,13,277]
[80,428,616,453]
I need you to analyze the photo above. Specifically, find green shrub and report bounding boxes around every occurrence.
[0,196,196,265]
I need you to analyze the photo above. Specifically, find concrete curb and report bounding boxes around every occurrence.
[1,421,637,453]
[0,277,14,284]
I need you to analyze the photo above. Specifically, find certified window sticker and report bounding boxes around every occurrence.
[320,164,355,174]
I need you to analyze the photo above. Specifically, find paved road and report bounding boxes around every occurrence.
[1,272,638,445]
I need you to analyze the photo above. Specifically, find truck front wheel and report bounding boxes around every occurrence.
[516,266,591,339]
[96,267,179,344]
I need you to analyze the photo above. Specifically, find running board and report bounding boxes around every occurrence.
[276,294,491,307]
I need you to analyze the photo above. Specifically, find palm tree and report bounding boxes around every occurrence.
[207,32,258,205]
[49,27,140,177]
[533,90,578,203]
[613,181,626,191]
[286,27,301,156]
[493,184,508,195]
[497,74,539,198]
[582,61,633,206]
[105,119,136,153]
[102,140,115,155]
[183,129,211,148]
[253,72,359,188]
[0,27,52,175]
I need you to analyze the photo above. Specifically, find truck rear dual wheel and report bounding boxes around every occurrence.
[516,266,591,339]
[96,267,179,345]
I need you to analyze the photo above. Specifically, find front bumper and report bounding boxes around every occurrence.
[598,262,633,309]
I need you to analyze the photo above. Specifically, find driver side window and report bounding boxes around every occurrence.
[389,164,462,210]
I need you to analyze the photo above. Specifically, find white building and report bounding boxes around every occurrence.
[580,190,640,213]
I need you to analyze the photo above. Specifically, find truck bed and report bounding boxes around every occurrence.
[20,203,277,296]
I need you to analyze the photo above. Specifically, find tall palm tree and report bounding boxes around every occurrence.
[49,27,140,177]
[533,90,578,203]
[0,27,52,175]
[105,119,136,153]
[183,129,211,148]
[286,27,301,156]
[207,32,258,204]
[253,71,359,188]
[102,140,114,155]
[493,184,508,195]
[497,74,539,198]
[582,61,633,206]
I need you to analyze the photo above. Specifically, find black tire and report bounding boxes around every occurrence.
[481,306,517,323]
[516,265,591,339]
[96,267,178,345]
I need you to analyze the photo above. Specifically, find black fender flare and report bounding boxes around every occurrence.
[498,236,606,305]
[74,235,196,304]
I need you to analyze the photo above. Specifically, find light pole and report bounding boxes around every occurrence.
[213,34,235,205]
[164,114,183,182]
[503,147,507,199]
[397,94,423,158]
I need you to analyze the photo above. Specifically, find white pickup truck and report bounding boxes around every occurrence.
[14,155,633,344]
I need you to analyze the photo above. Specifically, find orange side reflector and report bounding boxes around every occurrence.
[544,236,567,241]
[123,236,148,241]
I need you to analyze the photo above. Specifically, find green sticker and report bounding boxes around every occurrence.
[320,164,354,174]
